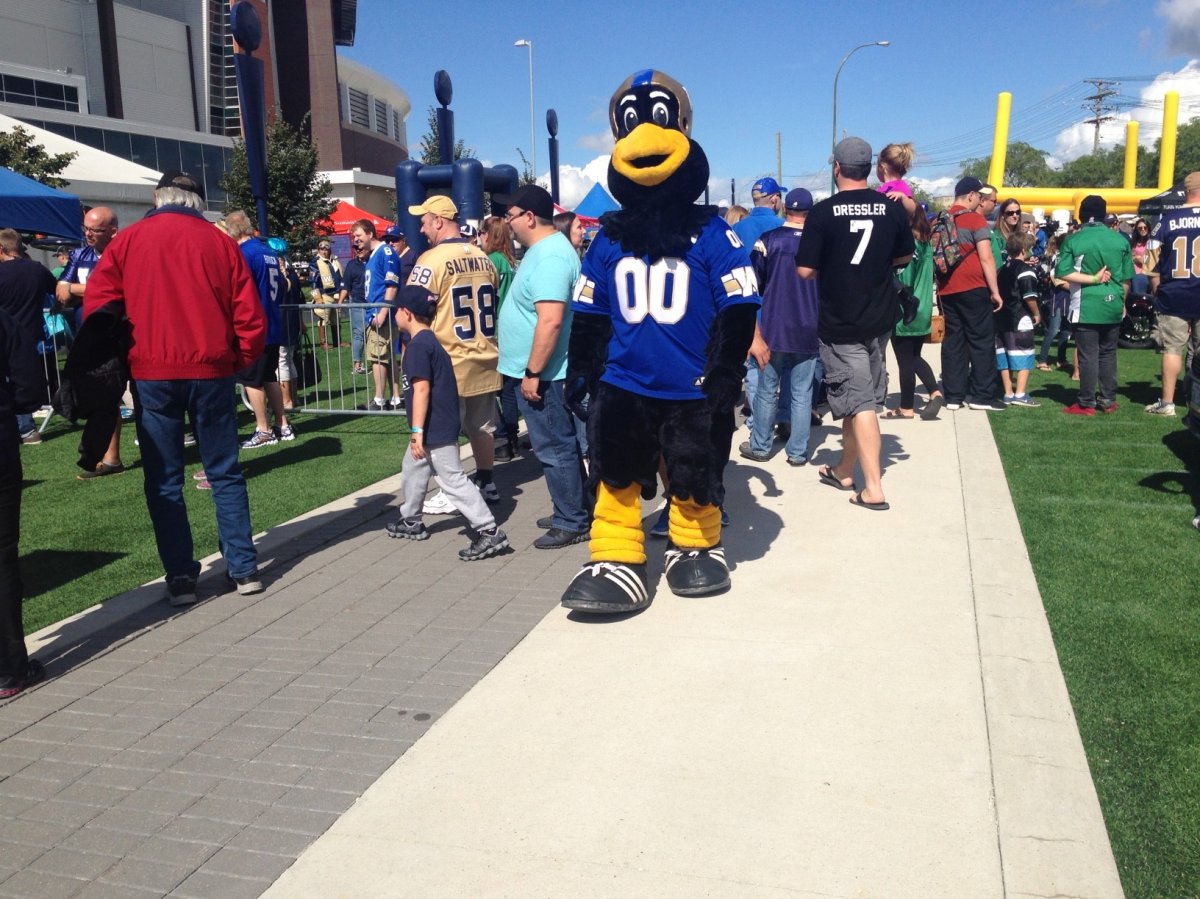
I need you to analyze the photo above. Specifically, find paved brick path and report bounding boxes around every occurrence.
[0,456,581,898]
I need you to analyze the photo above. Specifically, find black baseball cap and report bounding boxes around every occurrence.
[156,170,205,201]
[494,184,555,221]
[395,284,436,318]
[954,176,983,197]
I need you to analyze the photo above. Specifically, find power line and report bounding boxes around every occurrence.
[1082,78,1119,153]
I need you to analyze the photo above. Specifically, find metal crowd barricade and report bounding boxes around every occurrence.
[33,306,72,433]
[278,301,406,416]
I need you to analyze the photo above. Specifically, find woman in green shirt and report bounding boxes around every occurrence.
[483,216,520,456]
[887,208,945,420]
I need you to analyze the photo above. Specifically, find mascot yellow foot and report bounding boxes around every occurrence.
[561,483,650,614]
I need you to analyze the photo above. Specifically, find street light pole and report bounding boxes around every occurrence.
[514,39,536,183]
[831,40,889,194]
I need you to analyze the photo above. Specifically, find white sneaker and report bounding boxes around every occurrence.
[422,490,459,515]
[1144,400,1176,415]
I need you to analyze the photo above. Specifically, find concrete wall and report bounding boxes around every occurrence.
[0,0,105,114]
[113,4,195,131]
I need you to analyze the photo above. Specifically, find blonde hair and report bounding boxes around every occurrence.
[878,143,914,178]
[724,205,749,226]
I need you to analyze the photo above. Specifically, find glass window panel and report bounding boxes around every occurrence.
[180,141,204,180]
[5,76,34,98]
[103,130,131,159]
[74,126,104,149]
[43,121,75,140]
[155,137,181,172]
[130,132,156,168]
[64,85,79,109]
[35,81,64,101]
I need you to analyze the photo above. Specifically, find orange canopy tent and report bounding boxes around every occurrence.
[319,200,393,235]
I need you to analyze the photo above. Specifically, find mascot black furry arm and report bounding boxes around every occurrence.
[560,69,761,615]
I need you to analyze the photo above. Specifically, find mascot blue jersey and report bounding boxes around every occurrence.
[573,215,760,401]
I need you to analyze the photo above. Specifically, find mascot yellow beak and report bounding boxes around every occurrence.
[611,123,690,188]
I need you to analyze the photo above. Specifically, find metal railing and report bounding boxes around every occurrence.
[280,302,407,416]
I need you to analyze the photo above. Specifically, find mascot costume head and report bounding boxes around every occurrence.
[559,69,761,616]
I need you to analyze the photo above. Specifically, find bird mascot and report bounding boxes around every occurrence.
[561,69,761,614]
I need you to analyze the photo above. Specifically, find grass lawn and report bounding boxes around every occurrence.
[20,399,410,634]
[989,348,1200,898]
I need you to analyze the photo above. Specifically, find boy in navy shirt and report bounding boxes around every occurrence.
[386,286,509,561]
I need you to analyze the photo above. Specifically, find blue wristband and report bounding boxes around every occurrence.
[411,426,423,434]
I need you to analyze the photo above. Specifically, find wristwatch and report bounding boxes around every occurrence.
[524,368,541,380]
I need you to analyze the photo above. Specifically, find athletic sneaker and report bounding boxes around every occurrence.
[458,528,509,561]
[944,402,963,411]
[422,490,458,515]
[165,574,198,607]
[1062,403,1096,417]
[1008,394,1041,408]
[226,572,265,595]
[1098,402,1119,414]
[0,659,46,700]
[389,396,403,410]
[1145,400,1176,415]
[276,424,296,441]
[386,517,430,540]
[240,430,277,449]
[183,433,197,448]
[968,401,1007,411]
[19,430,41,445]
[470,476,500,504]
[1002,394,1016,405]
[649,503,670,538]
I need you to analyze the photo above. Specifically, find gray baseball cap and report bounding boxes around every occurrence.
[829,137,873,166]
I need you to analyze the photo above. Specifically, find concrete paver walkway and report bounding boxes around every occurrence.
[3,357,1124,897]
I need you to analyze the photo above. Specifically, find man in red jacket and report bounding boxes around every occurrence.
[84,171,267,606]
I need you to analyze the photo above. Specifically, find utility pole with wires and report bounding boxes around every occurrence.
[1083,78,1119,154]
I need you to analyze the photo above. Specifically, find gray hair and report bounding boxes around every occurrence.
[223,210,255,239]
[153,186,204,210]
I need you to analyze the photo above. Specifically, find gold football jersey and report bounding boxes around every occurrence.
[408,239,501,396]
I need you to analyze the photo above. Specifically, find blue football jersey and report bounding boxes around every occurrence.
[572,215,760,400]
[1151,206,1200,318]
[239,238,283,345]
[364,242,401,312]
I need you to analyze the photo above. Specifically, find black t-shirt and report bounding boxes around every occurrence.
[0,258,56,348]
[342,257,366,303]
[995,258,1040,333]
[794,188,914,342]
[401,328,459,448]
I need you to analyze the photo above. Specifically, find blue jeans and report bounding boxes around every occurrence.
[348,305,367,365]
[133,378,258,581]
[749,353,821,460]
[1038,310,1069,365]
[743,358,791,429]
[516,379,588,532]
[15,414,34,437]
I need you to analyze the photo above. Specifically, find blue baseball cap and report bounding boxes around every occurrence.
[784,188,813,211]
[751,177,782,197]
[382,225,404,241]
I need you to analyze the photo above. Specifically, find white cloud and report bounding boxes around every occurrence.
[1052,59,1200,161]
[1158,0,1200,55]
[577,130,615,153]
[911,175,958,199]
[552,155,610,208]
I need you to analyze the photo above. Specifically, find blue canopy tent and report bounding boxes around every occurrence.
[574,182,619,219]
[0,166,83,242]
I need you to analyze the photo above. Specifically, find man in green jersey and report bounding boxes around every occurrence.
[1055,195,1133,415]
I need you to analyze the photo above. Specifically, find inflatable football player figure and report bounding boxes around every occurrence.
[561,69,761,614]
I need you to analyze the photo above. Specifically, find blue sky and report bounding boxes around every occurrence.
[340,0,1200,205]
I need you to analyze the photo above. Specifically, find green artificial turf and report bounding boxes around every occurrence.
[20,401,409,634]
[989,349,1200,898]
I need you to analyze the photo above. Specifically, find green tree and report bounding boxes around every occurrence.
[418,106,474,165]
[960,141,1053,188]
[515,148,538,187]
[220,116,336,260]
[1145,116,1200,187]
[1054,144,1153,189]
[0,125,76,188]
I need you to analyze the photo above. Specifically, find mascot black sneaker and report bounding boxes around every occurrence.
[664,543,729,596]
[561,562,650,614]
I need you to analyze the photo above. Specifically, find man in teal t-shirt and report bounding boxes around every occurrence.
[1055,195,1133,415]
[494,185,587,547]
